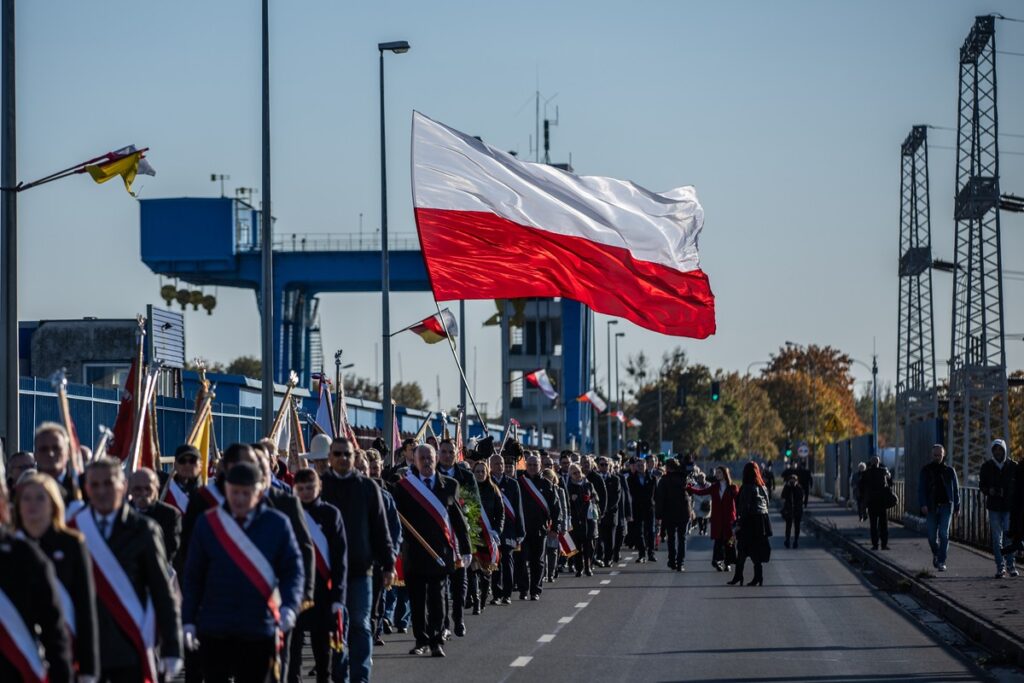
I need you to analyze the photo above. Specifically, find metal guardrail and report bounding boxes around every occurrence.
[884,479,992,554]
[237,232,422,253]
[886,479,907,523]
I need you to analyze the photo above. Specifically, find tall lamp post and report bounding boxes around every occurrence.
[378,40,410,456]
[851,354,879,457]
[615,331,625,451]
[259,0,275,433]
[604,319,618,455]
[1,0,16,451]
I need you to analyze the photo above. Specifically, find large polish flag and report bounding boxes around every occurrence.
[411,112,715,338]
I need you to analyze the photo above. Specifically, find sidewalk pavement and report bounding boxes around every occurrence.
[803,498,1024,666]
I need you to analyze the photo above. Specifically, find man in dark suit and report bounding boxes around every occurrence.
[76,458,182,681]
[129,468,182,567]
[581,456,606,563]
[437,438,477,638]
[597,456,623,566]
[627,457,658,562]
[34,422,81,507]
[489,453,524,605]
[517,453,561,600]
[291,468,347,683]
[391,444,471,658]
[614,458,632,562]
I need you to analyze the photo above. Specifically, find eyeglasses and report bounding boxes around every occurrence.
[331,451,352,458]
[176,456,199,465]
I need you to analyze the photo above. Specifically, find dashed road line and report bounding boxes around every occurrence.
[537,634,556,643]
[575,602,590,608]
[510,656,533,667]
[588,589,601,595]
[600,579,611,585]
[609,571,620,576]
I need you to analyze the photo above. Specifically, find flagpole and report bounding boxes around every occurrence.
[459,300,468,437]
[431,299,488,436]
[0,0,14,454]
[259,0,276,436]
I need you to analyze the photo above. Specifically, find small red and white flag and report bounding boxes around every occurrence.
[576,390,607,413]
[628,417,643,428]
[614,410,626,423]
[405,308,458,344]
[525,369,558,400]
[558,532,579,558]
[412,112,715,339]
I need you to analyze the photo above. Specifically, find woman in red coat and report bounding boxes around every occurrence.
[687,467,739,571]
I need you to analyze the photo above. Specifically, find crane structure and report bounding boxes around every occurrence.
[946,15,1010,480]
[896,125,938,436]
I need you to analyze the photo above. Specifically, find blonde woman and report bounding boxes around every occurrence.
[541,468,569,581]
[15,472,99,680]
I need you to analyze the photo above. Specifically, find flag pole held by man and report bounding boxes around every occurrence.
[411,112,715,339]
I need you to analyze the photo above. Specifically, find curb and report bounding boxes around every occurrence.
[804,510,1024,668]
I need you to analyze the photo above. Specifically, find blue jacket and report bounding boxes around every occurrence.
[917,461,961,512]
[182,502,304,639]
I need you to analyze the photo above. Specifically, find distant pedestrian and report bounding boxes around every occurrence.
[729,462,771,587]
[689,471,711,536]
[851,462,867,521]
[654,458,692,571]
[780,475,803,548]
[860,457,892,551]
[917,444,960,572]
[980,439,1017,578]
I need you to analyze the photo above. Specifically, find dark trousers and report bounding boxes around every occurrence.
[200,634,277,683]
[443,566,467,630]
[184,647,203,683]
[712,538,727,566]
[664,522,687,565]
[467,568,490,610]
[288,618,330,683]
[407,574,445,647]
[785,515,802,543]
[868,506,889,548]
[545,545,559,579]
[633,517,655,556]
[516,533,546,596]
[494,544,516,599]
[599,520,618,563]
[612,520,626,559]
[99,668,144,683]
[371,565,385,637]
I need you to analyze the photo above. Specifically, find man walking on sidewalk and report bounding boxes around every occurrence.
[860,457,891,551]
[980,439,1018,578]
[918,445,960,572]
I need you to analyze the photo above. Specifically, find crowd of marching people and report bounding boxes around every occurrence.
[1,416,838,683]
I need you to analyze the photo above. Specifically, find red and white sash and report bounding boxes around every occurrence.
[398,474,457,552]
[0,586,47,683]
[55,579,76,638]
[519,475,550,516]
[198,483,224,508]
[475,504,500,567]
[163,479,190,514]
[205,507,280,620]
[70,509,157,683]
[500,490,516,520]
[303,510,332,589]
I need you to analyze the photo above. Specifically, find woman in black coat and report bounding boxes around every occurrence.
[468,459,505,614]
[566,464,598,576]
[729,461,772,587]
[655,458,692,572]
[14,471,100,680]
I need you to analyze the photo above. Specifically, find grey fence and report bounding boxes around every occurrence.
[822,434,874,501]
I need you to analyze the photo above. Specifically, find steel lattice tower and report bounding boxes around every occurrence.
[897,126,938,434]
[947,15,1010,480]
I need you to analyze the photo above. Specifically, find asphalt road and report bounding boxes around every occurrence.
[356,509,994,683]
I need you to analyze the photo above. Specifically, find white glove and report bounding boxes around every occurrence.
[280,607,297,632]
[161,657,184,677]
[331,602,344,616]
[183,624,200,652]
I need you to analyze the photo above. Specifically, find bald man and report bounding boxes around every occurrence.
[130,468,182,567]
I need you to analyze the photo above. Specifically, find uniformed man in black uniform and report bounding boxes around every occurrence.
[516,453,561,600]
[437,438,477,638]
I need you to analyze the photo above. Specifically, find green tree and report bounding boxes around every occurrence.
[855,382,897,448]
[225,355,262,378]
[344,373,381,401]
[392,381,429,410]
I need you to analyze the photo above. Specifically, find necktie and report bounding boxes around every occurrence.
[98,516,110,540]
[236,515,247,528]
[425,477,433,490]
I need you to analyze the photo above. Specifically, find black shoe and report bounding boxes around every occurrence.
[871,545,879,550]
[472,605,481,616]
[441,628,452,642]
[454,623,466,637]
[713,562,724,572]
[382,619,394,635]
[530,593,540,601]
[677,564,685,572]
[647,554,657,562]
[519,593,528,601]
[584,568,593,577]
[397,627,409,634]
[613,554,621,562]
[374,635,385,647]
[501,597,511,605]
[880,545,888,550]
[410,645,428,656]
[489,598,500,606]
[793,540,799,548]
[575,569,583,577]
[431,645,446,658]
[635,557,645,564]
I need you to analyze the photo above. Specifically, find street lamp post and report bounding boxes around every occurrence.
[259,0,275,434]
[615,331,625,451]
[605,319,618,455]
[378,40,410,457]
[851,354,880,457]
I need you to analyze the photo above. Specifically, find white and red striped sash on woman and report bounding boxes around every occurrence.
[54,580,76,638]
[397,474,457,552]
[70,509,157,683]
[204,507,280,621]
[475,503,500,567]
[0,586,47,683]
[303,510,332,589]
[163,479,190,514]
[518,475,550,516]
[198,483,224,508]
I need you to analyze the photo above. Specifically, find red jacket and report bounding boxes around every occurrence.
[687,482,738,541]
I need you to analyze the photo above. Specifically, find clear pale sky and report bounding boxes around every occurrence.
[11,0,1024,413]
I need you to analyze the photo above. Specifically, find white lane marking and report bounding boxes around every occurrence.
[588,589,600,595]
[558,616,574,623]
[510,656,533,667]
[575,602,590,608]
[618,563,627,567]
[609,570,620,576]
[537,634,556,643]
[600,579,611,585]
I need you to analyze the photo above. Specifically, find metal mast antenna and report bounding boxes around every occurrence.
[896,126,938,449]
[947,15,1009,481]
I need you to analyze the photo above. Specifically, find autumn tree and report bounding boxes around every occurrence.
[392,381,429,410]
[344,373,381,401]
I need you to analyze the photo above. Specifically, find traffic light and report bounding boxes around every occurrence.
[784,439,793,458]
[710,381,720,402]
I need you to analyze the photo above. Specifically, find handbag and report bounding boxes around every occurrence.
[882,487,898,510]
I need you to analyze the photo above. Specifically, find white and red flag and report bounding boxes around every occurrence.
[525,369,558,400]
[411,112,715,339]
[576,389,607,413]
[628,417,643,428]
[614,410,626,423]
